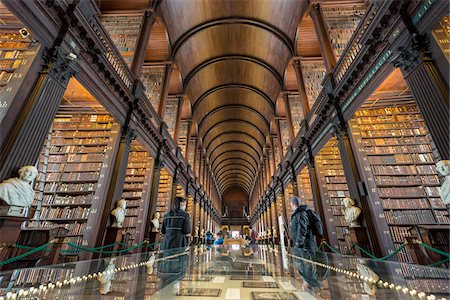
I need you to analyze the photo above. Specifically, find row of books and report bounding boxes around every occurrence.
[400,263,450,279]
[49,145,106,153]
[367,153,434,164]
[126,169,146,176]
[378,186,440,198]
[44,171,100,182]
[360,128,428,137]
[123,182,144,189]
[128,162,147,169]
[122,191,143,198]
[0,70,14,84]
[45,162,102,172]
[42,182,97,193]
[52,130,111,137]
[384,209,436,225]
[27,221,86,236]
[0,49,24,59]
[54,114,113,123]
[37,206,90,220]
[48,153,104,163]
[375,175,439,186]
[354,114,423,124]
[51,137,110,145]
[406,279,449,294]
[14,268,74,286]
[381,198,444,209]
[364,145,433,155]
[0,59,22,69]
[371,164,436,175]
[35,194,93,206]
[358,121,427,131]
[362,136,430,146]
[0,40,29,49]
[389,226,411,242]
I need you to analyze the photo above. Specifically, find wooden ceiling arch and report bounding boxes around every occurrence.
[159,0,303,196]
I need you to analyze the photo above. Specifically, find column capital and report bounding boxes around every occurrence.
[392,33,432,74]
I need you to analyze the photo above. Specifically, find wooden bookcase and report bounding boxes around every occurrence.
[349,95,449,260]
[120,140,153,246]
[315,138,352,254]
[140,66,165,113]
[284,183,295,227]
[163,97,179,139]
[187,138,196,166]
[99,15,142,67]
[300,59,327,109]
[322,4,366,57]
[178,120,189,157]
[30,113,120,260]
[279,118,291,150]
[431,15,450,63]
[155,168,173,233]
[287,94,304,136]
[297,167,315,211]
[0,30,40,124]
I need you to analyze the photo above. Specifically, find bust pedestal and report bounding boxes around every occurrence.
[348,226,371,257]
[103,226,124,257]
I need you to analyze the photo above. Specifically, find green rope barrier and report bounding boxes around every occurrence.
[419,242,450,258]
[427,257,450,267]
[323,242,341,255]
[0,242,53,266]
[352,243,406,261]
[61,241,159,255]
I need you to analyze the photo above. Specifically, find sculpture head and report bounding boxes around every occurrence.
[436,160,450,176]
[18,166,38,183]
[342,197,355,208]
[117,199,126,209]
[153,212,160,220]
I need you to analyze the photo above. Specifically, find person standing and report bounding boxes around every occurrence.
[160,196,191,252]
[250,226,257,244]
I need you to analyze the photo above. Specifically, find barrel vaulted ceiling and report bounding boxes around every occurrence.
[159,0,305,195]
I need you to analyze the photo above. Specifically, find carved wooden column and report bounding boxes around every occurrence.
[270,138,277,172]
[292,59,311,116]
[393,34,449,160]
[306,147,329,242]
[130,10,155,77]
[192,139,199,176]
[157,63,173,119]
[276,179,290,243]
[191,190,197,235]
[0,48,77,180]
[333,115,382,257]
[173,95,184,144]
[170,165,180,204]
[310,3,337,73]
[144,147,164,240]
[282,93,296,141]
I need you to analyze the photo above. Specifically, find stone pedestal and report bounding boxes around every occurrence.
[348,226,371,257]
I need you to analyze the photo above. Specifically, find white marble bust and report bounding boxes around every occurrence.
[272,226,277,238]
[436,160,450,205]
[357,261,379,296]
[151,212,160,232]
[111,199,126,228]
[97,258,116,295]
[145,254,156,275]
[0,166,38,209]
[341,197,361,227]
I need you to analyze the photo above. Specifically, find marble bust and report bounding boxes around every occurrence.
[151,212,160,232]
[111,199,126,228]
[341,197,361,227]
[0,166,38,209]
[272,226,277,238]
[436,160,450,205]
[97,258,116,295]
[357,261,379,296]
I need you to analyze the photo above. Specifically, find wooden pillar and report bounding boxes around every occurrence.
[173,95,184,144]
[157,63,173,119]
[170,166,179,203]
[292,59,311,115]
[191,191,198,234]
[96,124,135,248]
[130,10,155,77]
[192,139,198,175]
[310,3,337,73]
[0,48,77,179]
[393,35,450,160]
[333,119,382,257]
[270,139,277,173]
[277,181,290,242]
[306,152,329,242]
[144,148,164,240]
[282,93,296,141]
[288,162,299,197]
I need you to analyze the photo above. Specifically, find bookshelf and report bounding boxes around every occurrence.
[30,113,120,259]
[284,184,295,227]
[175,183,185,198]
[279,118,291,149]
[99,15,142,67]
[300,60,327,109]
[349,95,449,263]
[287,94,304,136]
[322,4,366,57]
[315,138,352,254]
[140,66,165,112]
[120,141,153,246]
[431,15,450,62]
[0,31,39,124]
[187,195,194,219]
[178,120,188,157]
[297,167,314,211]
[155,168,173,232]
[274,142,281,167]
[187,138,196,166]
[163,97,179,139]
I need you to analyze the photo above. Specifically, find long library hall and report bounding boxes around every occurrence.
[0,0,449,299]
